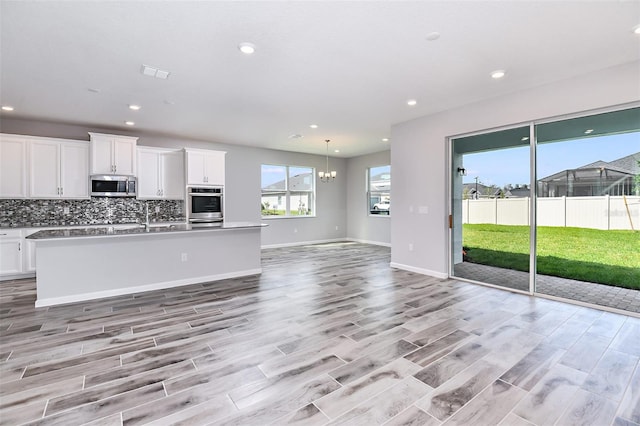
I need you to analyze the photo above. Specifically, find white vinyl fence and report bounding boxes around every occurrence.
[462,196,640,230]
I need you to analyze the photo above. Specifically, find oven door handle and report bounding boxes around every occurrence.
[188,193,222,197]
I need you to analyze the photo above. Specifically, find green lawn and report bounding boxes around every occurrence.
[463,224,640,290]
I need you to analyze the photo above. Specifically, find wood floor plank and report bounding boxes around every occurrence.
[327,376,431,425]
[513,364,588,426]
[581,349,639,401]
[315,357,422,420]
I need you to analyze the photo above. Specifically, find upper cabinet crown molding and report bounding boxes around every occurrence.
[89,132,138,176]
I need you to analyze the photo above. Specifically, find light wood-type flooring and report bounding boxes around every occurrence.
[1,242,639,425]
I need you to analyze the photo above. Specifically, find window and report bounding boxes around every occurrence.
[261,164,315,217]
[368,165,391,215]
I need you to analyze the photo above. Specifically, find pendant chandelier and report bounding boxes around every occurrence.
[318,139,337,182]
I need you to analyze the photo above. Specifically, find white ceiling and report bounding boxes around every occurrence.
[1,1,639,157]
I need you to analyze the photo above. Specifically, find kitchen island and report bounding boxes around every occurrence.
[28,222,266,307]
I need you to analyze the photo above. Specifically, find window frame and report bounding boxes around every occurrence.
[261,164,316,218]
[367,164,391,217]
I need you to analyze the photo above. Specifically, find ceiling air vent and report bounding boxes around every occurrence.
[141,65,170,80]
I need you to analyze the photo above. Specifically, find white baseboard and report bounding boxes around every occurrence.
[347,238,391,247]
[0,272,35,282]
[35,268,262,308]
[261,238,348,249]
[389,262,448,279]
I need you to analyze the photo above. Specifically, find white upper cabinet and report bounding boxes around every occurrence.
[29,138,89,199]
[0,134,28,198]
[137,147,184,199]
[185,148,225,186]
[89,132,137,175]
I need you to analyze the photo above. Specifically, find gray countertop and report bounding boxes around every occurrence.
[27,222,267,241]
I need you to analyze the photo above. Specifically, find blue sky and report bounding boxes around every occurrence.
[462,132,640,188]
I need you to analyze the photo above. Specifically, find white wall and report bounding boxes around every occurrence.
[391,61,640,277]
[346,150,391,246]
[0,118,348,247]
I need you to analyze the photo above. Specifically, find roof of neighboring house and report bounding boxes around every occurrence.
[539,151,640,182]
[263,172,313,191]
[371,171,391,191]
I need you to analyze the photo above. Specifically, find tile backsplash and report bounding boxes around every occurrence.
[0,198,184,228]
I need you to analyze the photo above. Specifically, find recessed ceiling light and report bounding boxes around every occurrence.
[407,99,417,106]
[491,70,506,79]
[310,124,318,129]
[584,129,594,134]
[633,24,640,35]
[238,42,256,55]
[426,32,441,41]
[382,138,389,142]
[125,121,135,126]
[1,106,15,111]
[288,134,303,139]
[128,104,141,111]
[334,149,340,153]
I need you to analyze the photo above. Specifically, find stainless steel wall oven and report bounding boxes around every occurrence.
[187,186,223,224]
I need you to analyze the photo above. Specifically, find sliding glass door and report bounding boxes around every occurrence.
[451,125,532,292]
[450,106,640,313]
[535,108,640,310]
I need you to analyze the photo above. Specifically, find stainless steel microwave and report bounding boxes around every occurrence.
[90,175,137,197]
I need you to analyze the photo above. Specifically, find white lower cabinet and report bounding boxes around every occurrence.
[0,230,23,276]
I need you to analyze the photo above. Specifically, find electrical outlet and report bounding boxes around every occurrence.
[155,206,160,213]
[408,243,414,251]
[335,226,339,231]
[294,228,298,233]
[181,253,188,262]
[63,207,70,214]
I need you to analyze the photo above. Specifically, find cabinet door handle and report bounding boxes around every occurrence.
[18,242,21,251]
[60,187,63,196]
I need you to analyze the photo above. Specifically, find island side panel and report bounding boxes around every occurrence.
[34,228,261,306]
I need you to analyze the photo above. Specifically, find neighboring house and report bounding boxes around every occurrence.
[262,172,313,213]
[369,171,391,207]
[462,182,503,199]
[538,152,640,197]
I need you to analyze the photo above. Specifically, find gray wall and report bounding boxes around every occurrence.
[0,118,348,247]
[346,150,391,246]
[390,61,640,277]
